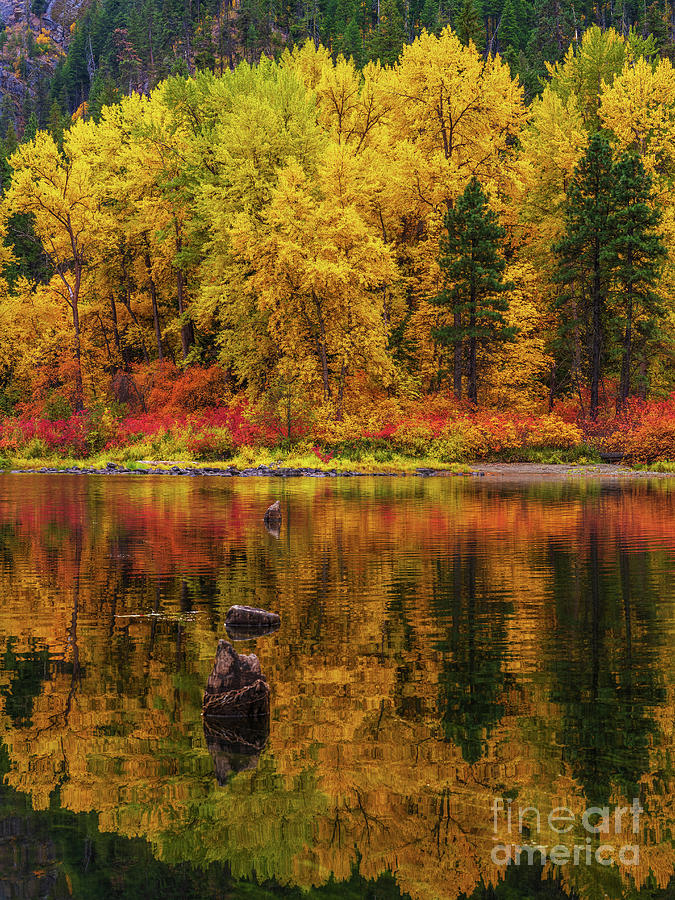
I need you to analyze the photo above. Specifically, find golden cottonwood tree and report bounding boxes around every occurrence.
[3,125,107,408]
[545,25,627,129]
[231,159,397,410]
[366,28,526,388]
[600,56,675,183]
[386,28,526,209]
[519,87,587,257]
[183,61,327,388]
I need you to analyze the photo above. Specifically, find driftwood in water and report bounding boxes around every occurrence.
[202,639,270,718]
[263,500,282,525]
[225,605,281,631]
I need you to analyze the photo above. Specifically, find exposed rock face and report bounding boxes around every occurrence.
[0,1,14,24]
[263,500,282,525]
[225,605,281,631]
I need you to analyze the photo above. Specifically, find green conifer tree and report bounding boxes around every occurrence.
[368,0,406,64]
[420,0,440,33]
[498,0,520,52]
[87,72,121,123]
[22,112,39,144]
[455,0,486,51]
[607,152,666,408]
[554,132,615,419]
[645,2,669,53]
[47,101,65,151]
[431,177,514,403]
[340,17,363,64]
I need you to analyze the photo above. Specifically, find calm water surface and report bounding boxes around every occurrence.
[0,473,673,900]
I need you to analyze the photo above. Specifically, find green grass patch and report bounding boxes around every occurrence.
[630,460,675,473]
[6,443,661,476]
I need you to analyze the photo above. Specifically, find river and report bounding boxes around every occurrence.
[0,473,673,899]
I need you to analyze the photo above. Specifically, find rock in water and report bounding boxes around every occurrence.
[202,639,270,784]
[204,639,261,693]
[263,500,282,525]
[225,604,281,630]
[202,639,270,719]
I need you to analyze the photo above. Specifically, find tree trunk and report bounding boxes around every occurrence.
[317,340,331,401]
[618,290,633,412]
[71,264,84,411]
[468,330,477,404]
[109,293,130,371]
[636,354,648,399]
[144,251,164,362]
[311,291,331,401]
[175,229,194,361]
[453,311,462,400]
[467,276,477,404]
[590,238,602,420]
[177,269,194,361]
[121,291,150,364]
[286,385,292,442]
[548,360,556,412]
[337,361,346,420]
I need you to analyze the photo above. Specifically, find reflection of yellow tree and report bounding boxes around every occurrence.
[0,477,674,898]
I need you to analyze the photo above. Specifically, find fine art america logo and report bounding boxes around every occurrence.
[491,798,642,867]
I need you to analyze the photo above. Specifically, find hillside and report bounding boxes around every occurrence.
[1,0,674,135]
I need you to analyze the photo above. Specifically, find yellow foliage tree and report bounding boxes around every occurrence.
[231,159,397,411]
[3,124,108,408]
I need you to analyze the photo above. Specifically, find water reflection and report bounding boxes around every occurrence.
[0,473,673,898]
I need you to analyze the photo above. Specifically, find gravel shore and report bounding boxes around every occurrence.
[4,462,673,478]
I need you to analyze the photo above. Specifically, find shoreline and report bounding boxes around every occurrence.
[3,462,674,479]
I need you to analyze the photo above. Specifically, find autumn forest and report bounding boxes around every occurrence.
[0,23,674,466]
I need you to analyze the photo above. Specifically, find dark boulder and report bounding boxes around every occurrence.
[225,605,281,631]
[263,500,282,525]
[202,639,270,719]
[202,640,270,784]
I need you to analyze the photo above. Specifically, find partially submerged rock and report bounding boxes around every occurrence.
[225,604,281,631]
[263,500,282,525]
[202,639,270,719]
